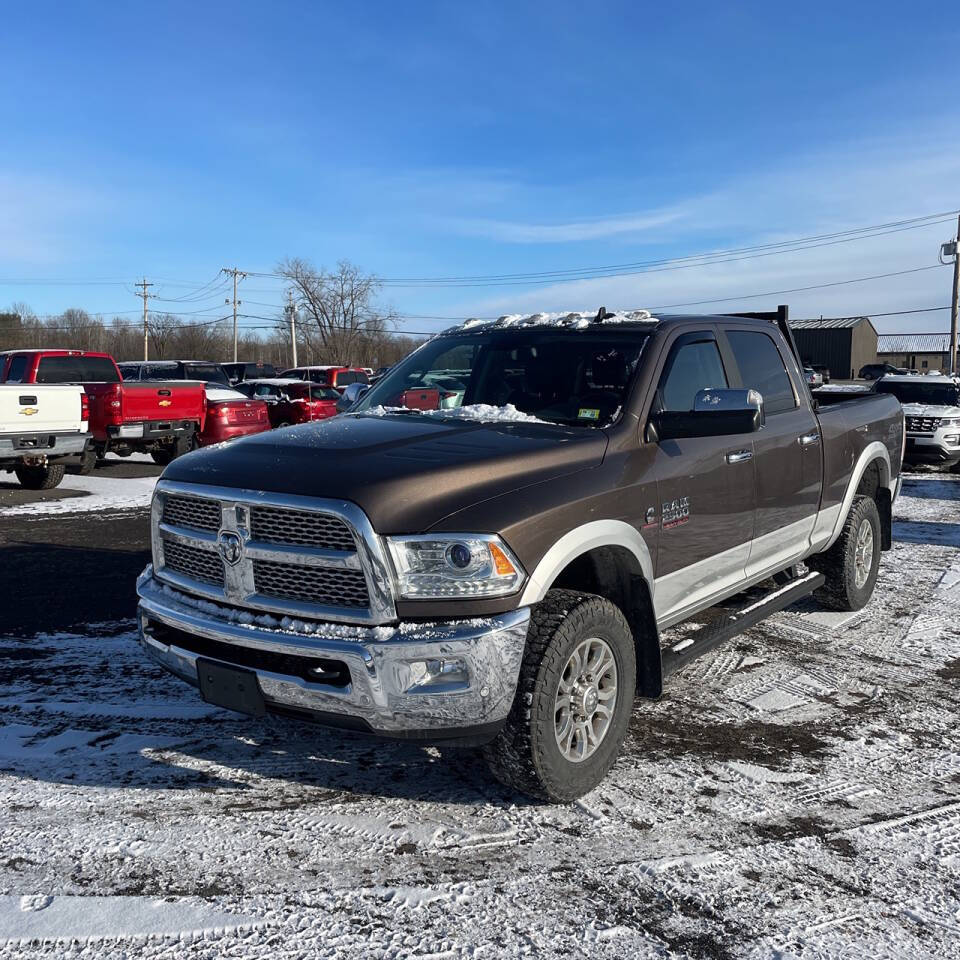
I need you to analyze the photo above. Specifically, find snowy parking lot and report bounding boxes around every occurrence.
[1,470,959,958]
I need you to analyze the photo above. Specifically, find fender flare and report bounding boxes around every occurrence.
[518,519,655,606]
[813,441,892,552]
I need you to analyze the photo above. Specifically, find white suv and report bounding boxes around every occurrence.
[876,375,960,470]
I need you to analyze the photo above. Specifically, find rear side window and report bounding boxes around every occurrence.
[36,356,120,383]
[353,370,369,384]
[726,331,797,415]
[337,371,354,386]
[5,356,27,383]
[657,337,728,411]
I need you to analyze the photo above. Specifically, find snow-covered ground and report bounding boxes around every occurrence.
[0,455,159,517]
[1,473,959,958]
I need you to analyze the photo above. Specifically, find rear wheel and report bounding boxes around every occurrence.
[482,590,636,803]
[807,495,881,611]
[15,463,66,490]
[68,446,97,476]
[151,435,194,466]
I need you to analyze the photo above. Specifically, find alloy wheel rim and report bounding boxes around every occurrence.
[854,519,874,589]
[554,637,618,763]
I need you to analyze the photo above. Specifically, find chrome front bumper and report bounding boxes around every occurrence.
[137,568,530,740]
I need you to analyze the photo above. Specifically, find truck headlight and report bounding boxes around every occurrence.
[386,534,524,599]
[941,418,960,427]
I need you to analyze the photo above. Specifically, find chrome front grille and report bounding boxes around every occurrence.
[253,560,369,607]
[162,539,224,586]
[906,415,941,434]
[250,505,355,550]
[152,481,395,625]
[162,495,221,532]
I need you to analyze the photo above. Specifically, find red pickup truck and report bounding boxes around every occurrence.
[0,350,206,470]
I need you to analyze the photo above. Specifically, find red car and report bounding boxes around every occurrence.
[199,386,271,445]
[236,379,340,427]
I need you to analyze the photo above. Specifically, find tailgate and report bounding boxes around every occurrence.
[120,381,205,421]
[0,385,82,434]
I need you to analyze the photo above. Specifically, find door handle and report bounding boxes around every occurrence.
[799,431,820,446]
[726,449,753,464]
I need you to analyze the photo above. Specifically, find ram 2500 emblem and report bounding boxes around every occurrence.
[217,530,244,566]
[662,496,690,529]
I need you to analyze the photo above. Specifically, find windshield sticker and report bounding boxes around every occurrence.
[578,408,600,420]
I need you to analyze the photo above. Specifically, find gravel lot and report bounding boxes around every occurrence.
[1,469,959,958]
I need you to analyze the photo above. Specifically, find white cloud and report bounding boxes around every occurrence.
[450,131,960,332]
[441,205,689,243]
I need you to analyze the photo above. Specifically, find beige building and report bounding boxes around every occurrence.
[876,333,955,374]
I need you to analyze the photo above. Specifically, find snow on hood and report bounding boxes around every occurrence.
[363,403,547,424]
[900,403,960,418]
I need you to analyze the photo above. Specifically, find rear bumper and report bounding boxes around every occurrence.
[198,421,270,446]
[136,568,529,743]
[106,420,197,442]
[0,431,89,462]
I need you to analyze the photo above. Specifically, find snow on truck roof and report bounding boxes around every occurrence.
[441,309,659,335]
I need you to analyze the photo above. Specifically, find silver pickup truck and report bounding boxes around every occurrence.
[137,309,904,801]
[0,384,90,489]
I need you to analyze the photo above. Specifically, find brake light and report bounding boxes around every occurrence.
[80,390,89,423]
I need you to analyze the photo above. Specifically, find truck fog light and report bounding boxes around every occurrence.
[945,435,959,444]
[406,657,469,691]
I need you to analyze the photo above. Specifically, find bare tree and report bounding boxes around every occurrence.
[277,259,397,364]
[147,313,182,359]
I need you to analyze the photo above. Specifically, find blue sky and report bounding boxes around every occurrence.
[2,1,959,335]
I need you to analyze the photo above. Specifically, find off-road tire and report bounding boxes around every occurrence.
[14,463,66,490]
[482,590,636,803]
[807,495,881,611]
[68,446,97,476]
[151,435,194,466]
[948,460,960,475]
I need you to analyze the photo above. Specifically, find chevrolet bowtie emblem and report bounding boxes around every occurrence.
[19,407,38,416]
[158,399,172,407]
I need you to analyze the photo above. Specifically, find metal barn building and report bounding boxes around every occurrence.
[790,316,879,380]
[876,333,955,374]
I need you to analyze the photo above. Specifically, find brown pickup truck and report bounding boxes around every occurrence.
[136,308,904,801]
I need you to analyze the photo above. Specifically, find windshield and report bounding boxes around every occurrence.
[183,364,230,386]
[876,380,960,406]
[354,329,650,426]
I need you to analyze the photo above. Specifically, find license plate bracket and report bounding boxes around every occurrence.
[196,658,266,716]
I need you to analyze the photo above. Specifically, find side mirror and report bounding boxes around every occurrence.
[337,382,369,412]
[650,389,764,441]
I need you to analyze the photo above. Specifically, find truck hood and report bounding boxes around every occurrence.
[900,403,960,419]
[162,412,608,533]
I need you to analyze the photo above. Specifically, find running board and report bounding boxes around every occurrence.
[660,570,825,679]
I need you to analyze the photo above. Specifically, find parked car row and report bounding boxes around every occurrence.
[0,350,373,489]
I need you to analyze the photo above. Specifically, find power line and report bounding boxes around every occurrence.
[646,264,943,312]
[242,210,959,288]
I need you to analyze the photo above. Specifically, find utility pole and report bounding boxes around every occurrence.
[949,214,960,376]
[221,267,246,362]
[287,289,298,367]
[134,278,154,361]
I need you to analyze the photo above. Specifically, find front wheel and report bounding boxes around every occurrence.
[482,590,636,803]
[807,495,881,611]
